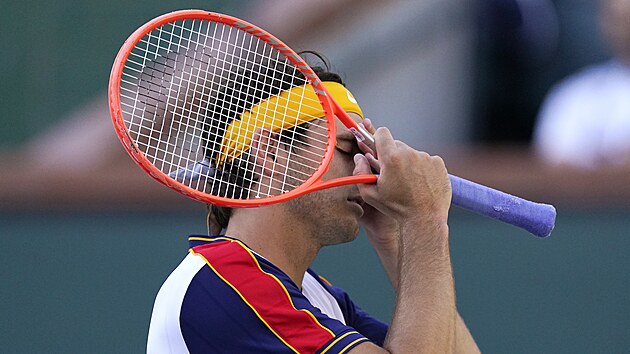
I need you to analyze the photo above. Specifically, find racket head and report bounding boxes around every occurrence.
[109,10,339,207]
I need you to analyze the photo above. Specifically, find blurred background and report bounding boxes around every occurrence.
[1,0,630,352]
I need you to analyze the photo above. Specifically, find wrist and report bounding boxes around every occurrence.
[399,214,449,237]
[399,216,450,261]
[365,224,399,253]
[365,227,401,289]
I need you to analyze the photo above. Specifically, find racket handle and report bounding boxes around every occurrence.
[449,175,556,237]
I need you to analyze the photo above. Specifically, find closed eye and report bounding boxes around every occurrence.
[335,146,352,156]
[335,138,359,156]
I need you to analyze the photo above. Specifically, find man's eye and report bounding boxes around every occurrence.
[336,149,351,155]
[335,142,355,155]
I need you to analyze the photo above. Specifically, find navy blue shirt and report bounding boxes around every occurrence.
[147,236,389,353]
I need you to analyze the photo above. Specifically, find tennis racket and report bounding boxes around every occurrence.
[108,10,556,238]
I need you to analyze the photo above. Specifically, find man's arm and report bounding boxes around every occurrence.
[360,222,479,353]
[361,211,480,354]
[349,127,479,353]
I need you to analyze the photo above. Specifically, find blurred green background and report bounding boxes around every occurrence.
[2,0,629,353]
[0,0,247,148]
[2,210,629,353]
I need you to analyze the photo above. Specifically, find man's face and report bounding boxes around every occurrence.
[282,113,366,246]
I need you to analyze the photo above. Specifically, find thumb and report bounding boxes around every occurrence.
[353,154,371,176]
[353,153,384,213]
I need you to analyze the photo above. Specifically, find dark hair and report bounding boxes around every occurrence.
[207,52,345,231]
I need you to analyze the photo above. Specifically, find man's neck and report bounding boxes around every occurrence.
[224,206,320,288]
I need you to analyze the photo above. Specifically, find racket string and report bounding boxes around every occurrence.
[133,22,324,108]
[121,18,332,199]
[123,40,325,126]
[162,19,199,177]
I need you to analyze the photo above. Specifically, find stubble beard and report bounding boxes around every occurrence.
[282,126,359,247]
[284,187,360,248]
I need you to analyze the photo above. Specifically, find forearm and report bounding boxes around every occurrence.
[383,219,456,353]
[351,128,473,353]
[365,228,400,289]
[367,225,479,354]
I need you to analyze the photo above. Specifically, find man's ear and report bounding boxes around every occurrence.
[250,128,280,177]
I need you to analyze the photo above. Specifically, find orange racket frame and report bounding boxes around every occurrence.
[109,10,377,208]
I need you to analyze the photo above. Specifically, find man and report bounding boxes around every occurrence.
[147,61,480,353]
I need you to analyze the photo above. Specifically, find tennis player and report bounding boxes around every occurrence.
[147,60,480,353]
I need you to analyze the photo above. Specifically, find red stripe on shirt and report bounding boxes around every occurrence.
[192,240,335,353]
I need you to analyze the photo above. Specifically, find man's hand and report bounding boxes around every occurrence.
[354,119,400,287]
[353,126,451,226]
[350,124,459,353]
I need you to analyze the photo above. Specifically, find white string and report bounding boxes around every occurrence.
[120,18,331,200]
[193,20,218,193]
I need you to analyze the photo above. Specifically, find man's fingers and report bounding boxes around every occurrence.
[363,118,376,134]
[373,127,396,158]
[353,153,381,208]
[365,153,380,173]
[353,154,372,176]
[358,140,375,157]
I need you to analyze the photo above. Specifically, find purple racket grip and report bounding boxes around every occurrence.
[449,175,556,238]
